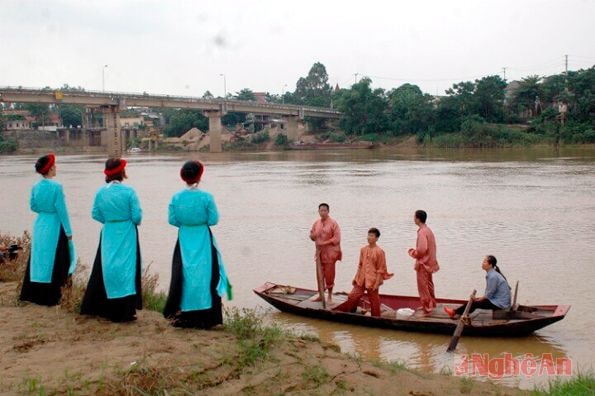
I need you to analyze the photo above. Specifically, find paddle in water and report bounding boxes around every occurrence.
[447,289,476,352]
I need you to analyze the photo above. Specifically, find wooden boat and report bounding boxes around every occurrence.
[254,282,570,337]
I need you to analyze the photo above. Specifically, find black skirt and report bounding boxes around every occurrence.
[163,229,222,329]
[80,228,142,322]
[20,227,71,306]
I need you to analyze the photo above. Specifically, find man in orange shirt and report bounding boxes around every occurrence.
[309,203,342,303]
[408,210,439,316]
[334,228,393,317]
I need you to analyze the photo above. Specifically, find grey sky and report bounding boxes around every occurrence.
[1,0,593,98]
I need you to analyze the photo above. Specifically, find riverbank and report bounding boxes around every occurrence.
[0,281,533,395]
[0,232,528,395]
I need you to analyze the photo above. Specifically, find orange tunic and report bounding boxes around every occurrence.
[310,217,342,264]
[353,245,393,289]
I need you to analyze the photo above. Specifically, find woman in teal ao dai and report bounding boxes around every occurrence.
[80,158,143,322]
[163,160,231,329]
[20,154,77,306]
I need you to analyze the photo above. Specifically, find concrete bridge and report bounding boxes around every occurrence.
[0,87,340,157]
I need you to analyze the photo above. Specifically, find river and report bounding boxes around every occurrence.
[1,146,594,390]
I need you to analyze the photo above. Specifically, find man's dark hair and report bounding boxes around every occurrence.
[319,203,329,210]
[368,227,380,238]
[415,210,427,223]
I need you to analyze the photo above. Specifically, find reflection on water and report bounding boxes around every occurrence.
[1,146,594,389]
[269,311,571,389]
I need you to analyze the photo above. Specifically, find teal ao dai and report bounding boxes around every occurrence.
[168,187,230,311]
[92,182,142,298]
[30,178,76,282]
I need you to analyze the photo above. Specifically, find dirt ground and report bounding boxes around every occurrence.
[0,281,527,395]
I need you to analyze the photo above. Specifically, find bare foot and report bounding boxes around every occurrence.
[327,298,333,304]
[312,295,322,302]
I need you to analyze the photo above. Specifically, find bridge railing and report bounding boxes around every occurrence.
[0,86,341,116]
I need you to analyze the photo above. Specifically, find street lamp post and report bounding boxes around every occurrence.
[282,84,288,104]
[102,65,108,92]
[219,73,227,99]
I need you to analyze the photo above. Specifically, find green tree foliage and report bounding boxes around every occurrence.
[164,110,208,137]
[445,81,475,117]
[335,77,388,135]
[294,62,331,107]
[294,62,333,130]
[387,83,434,135]
[511,75,543,116]
[59,104,83,128]
[473,75,507,122]
[24,103,50,126]
[234,88,257,101]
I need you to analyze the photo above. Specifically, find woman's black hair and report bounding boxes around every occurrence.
[35,155,52,175]
[486,254,507,281]
[181,161,203,184]
[105,158,125,183]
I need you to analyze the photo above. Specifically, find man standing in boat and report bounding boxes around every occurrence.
[408,210,439,316]
[334,228,393,316]
[309,203,342,304]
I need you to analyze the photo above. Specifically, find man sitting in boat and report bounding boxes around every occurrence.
[444,255,511,319]
[334,228,393,317]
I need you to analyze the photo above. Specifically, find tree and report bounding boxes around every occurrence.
[202,90,214,100]
[335,77,389,135]
[445,81,475,117]
[473,75,507,122]
[511,75,543,117]
[294,62,331,107]
[59,104,83,128]
[24,103,50,126]
[234,88,256,101]
[294,62,333,130]
[164,110,208,137]
[387,83,434,135]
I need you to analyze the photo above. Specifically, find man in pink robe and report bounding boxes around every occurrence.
[309,203,342,303]
[334,228,393,317]
[408,210,439,316]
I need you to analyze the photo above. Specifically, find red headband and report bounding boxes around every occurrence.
[39,154,55,175]
[180,160,204,183]
[104,159,127,176]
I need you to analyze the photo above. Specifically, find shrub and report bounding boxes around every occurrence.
[274,133,289,147]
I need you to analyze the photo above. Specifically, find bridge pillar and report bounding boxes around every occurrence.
[204,110,222,153]
[102,105,122,158]
[284,115,298,142]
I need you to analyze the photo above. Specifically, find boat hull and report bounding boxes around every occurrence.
[254,283,570,337]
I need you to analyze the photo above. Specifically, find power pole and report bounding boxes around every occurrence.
[502,67,507,81]
[564,54,568,75]
[353,73,359,84]
[564,54,569,92]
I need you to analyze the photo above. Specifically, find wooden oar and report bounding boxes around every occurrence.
[511,280,519,310]
[315,248,327,309]
[446,289,476,352]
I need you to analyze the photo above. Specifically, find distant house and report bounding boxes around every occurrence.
[253,92,267,103]
[2,110,34,130]
[120,115,145,128]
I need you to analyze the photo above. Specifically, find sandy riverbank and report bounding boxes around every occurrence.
[0,280,530,395]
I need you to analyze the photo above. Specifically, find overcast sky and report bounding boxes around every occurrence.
[1,0,593,98]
